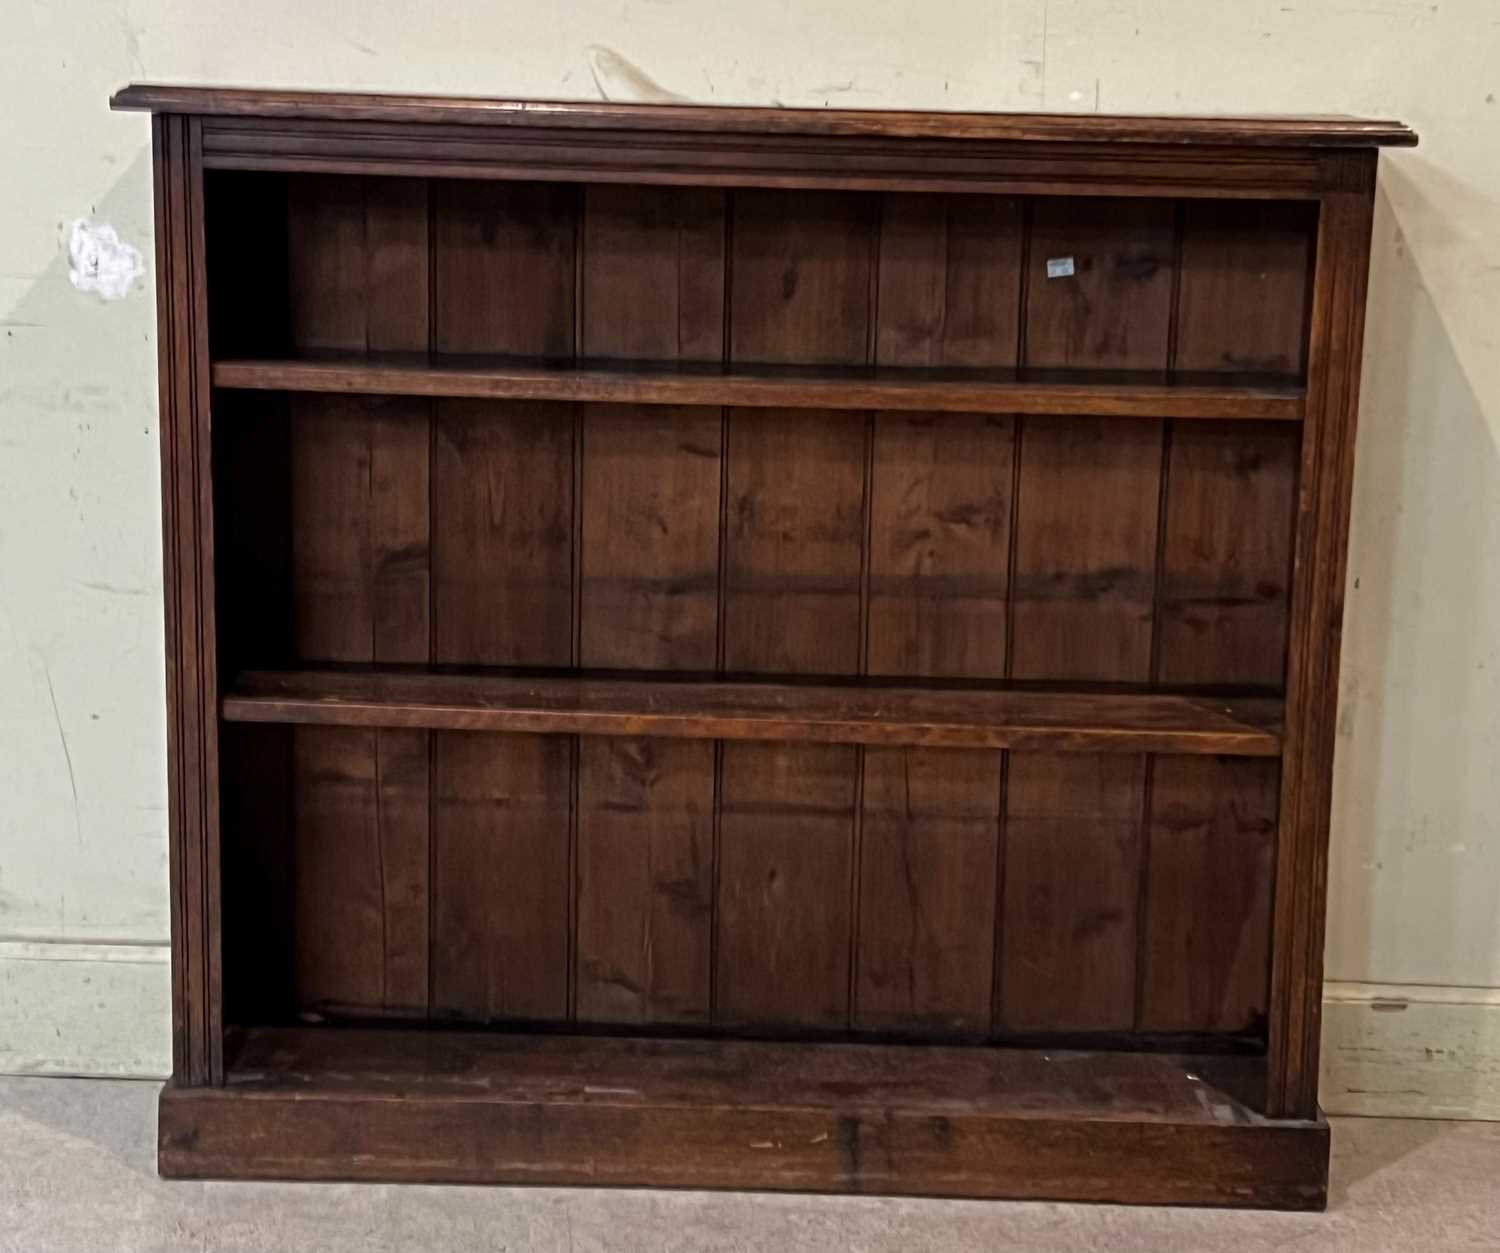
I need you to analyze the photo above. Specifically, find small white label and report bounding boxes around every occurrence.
[1046,256,1076,279]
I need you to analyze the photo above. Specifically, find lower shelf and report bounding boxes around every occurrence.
[159,1028,1328,1208]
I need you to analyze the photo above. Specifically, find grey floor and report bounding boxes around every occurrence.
[2,1077,1498,1252]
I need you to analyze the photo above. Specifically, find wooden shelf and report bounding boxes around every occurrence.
[211,354,1305,420]
[222,668,1284,756]
[157,1026,1326,1207]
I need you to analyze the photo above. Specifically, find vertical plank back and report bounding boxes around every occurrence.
[573,185,726,1023]
[1000,753,1146,1031]
[1142,756,1280,1033]
[716,743,859,1027]
[1175,201,1315,375]
[856,747,1002,1033]
[282,175,432,1017]
[715,190,872,1028]
[429,181,578,1021]
[576,738,715,1024]
[1139,200,1314,1043]
[578,186,725,669]
[853,194,1018,1033]
[999,197,1173,1032]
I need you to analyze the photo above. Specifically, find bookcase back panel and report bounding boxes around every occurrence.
[209,170,1311,688]
[221,728,1278,1040]
[1024,197,1176,371]
[579,403,723,670]
[576,736,716,1025]
[1158,422,1301,687]
[209,170,1309,1044]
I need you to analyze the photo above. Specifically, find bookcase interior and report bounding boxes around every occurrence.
[205,170,1314,1055]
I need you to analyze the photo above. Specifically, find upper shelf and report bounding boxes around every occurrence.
[212,354,1305,420]
[110,85,1418,149]
[223,668,1284,757]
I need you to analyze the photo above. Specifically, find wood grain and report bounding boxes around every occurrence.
[430,167,576,666]
[1025,198,1175,371]
[223,668,1286,756]
[730,190,874,366]
[1141,756,1279,1033]
[580,184,725,361]
[212,356,1306,420]
[191,124,1359,200]
[115,82,1416,148]
[1175,200,1315,375]
[431,731,572,1020]
[723,188,871,674]
[860,208,1018,1038]
[716,189,872,1030]
[716,742,858,1028]
[1156,423,1299,687]
[1000,753,1146,1031]
[875,194,1022,368]
[866,413,1013,679]
[282,174,432,1017]
[722,408,867,672]
[572,186,725,1026]
[432,180,575,357]
[428,178,578,1026]
[578,406,722,668]
[1268,166,1380,1118]
[158,1026,1330,1208]
[1012,200,1170,683]
[855,747,1002,1033]
[577,184,725,669]
[290,726,428,1014]
[281,175,432,622]
[1011,416,1164,681]
[158,114,242,1083]
[431,399,573,666]
[1159,202,1310,688]
[576,737,715,1023]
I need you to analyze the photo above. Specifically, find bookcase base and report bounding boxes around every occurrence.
[158,1028,1329,1210]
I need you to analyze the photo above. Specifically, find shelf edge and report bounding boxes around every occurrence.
[210,360,1305,421]
[221,675,1284,758]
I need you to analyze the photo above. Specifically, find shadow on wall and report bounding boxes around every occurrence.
[1325,153,1500,1115]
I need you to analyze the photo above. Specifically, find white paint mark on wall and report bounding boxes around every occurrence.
[587,46,688,103]
[66,220,143,301]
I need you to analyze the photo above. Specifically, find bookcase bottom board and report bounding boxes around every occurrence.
[158,1028,1329,1209]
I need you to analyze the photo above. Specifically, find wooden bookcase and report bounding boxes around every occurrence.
[113,84,1415,1209]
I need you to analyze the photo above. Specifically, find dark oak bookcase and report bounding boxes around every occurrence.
[113,84,1415,1208]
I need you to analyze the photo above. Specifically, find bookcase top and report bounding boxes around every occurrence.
[111,83,1417,149]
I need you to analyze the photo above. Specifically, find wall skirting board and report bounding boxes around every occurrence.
[1320,981,1500,1120]
[0,940,171,1078]
[1,949,1497,1120]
